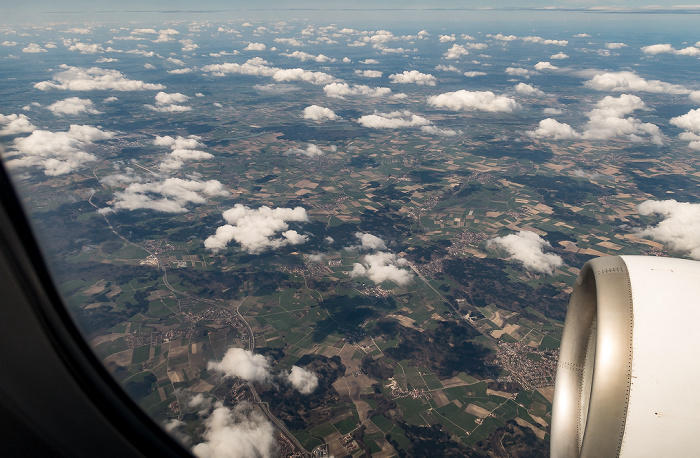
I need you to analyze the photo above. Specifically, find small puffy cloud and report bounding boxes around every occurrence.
[287,366,318,394]
[192,403,278,458]
[641,43,675,55]
[574,33,591,38]
[443,44,470,59]
[2,41,18,46]
[670,108,700,149]
[154,29,179,43]
[274,37,304,47]
[35,65,165,91]
[281,51,334,62]
[272,68,335,85]
[605,42,627,49]
[389,70,436,86]
[487,231,563,274]
[584,71,689,95]
[360,59,379,64]
[180,39,198,52]
[104,178,228,213]
[204,204,309,254]
[202,58,277,77]
[244,42,267,51]
[357,110,431,129]
[96,57,118,63]
[420,125,461,137]
[154,135,204,149]
[636,200,700,259]
[353,232,386,251]
[543,107,563,115]
[439,34,456,42]
[534,61,558,71]
[522,36,568,46]
[463,71,487,77]
[146,92,191,112]
[550,52,568,59]
[286,144,325,157]
[642,44,700,56]
[529,94,662,144]
[488,33,518,42]
[22,43,47,53]
[0,113,37,135]
[65,40,104,54]
[435,64,460,72]
[350,251,412,286]
[505,67,532,77]
[355,69,382,78]
[208,348,272,382]
[303,105,338,121]
[323,82,391,99]
[168,68,194,74]
[428,90,521,113]
[47,97,101,115]
[515,83,546,97]
[4,124,113,176]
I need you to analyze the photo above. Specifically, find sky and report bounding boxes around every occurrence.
[4,1,700,25]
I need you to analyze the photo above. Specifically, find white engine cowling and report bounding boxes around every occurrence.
[551,255,700,457]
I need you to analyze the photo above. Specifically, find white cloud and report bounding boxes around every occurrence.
[636,200,700,259]
[1,41,18,46]
[22,43,47,53]
[355,69,382,78]
[487,231,563,274]
[287,366,318,394]
[287,144,325,157]
[104,178,228,213]
[435,64,460,73]
[670,108,700,149]
[488,33,518,42]
[529,94,662,144]
[202,58,277,77]
[146,92,191,112]
[443,44,470,59]
[47,97,101,115]
[522,36,568,46]
[357,110,431,129]
[281,51,334,62]
[4,124,114,176]
[360,59,379,64]
[606,42,627,49]
[96,57,118,63]
[428,90,521,113]
[505,67,532,77]
[353,232,386,251]
[168,68,194,74]
[550,52,569,59]
[180,39,199,52]
[303,105,338,121]
[639,43,700,56]
[439,34,456,42]
[272,68,335,85]
[204,204,309,254]
[154,29,179,43]
[350,251,412,286]
[192,402,278,458]
[534,61,558,71]
[515,83,546,97]
[323,82,392,98]
[64,40,104,54]
[584,71,689,95]
[574,33,591,38]
[274,37,304,46]
[244,42,267,51]
[388,70,436,86]
[0,113,37,135]
[463,71,487,77]
[420,125,462,136]
[207,348,272,382]
[35,65,165,91]
[543,107,563,115]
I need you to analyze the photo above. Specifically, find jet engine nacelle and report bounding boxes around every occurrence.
[551,255,700,457]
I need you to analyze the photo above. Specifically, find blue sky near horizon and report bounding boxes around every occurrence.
[4,1,700,26]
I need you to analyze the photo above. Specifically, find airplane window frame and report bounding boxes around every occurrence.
[0,162,193,457]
